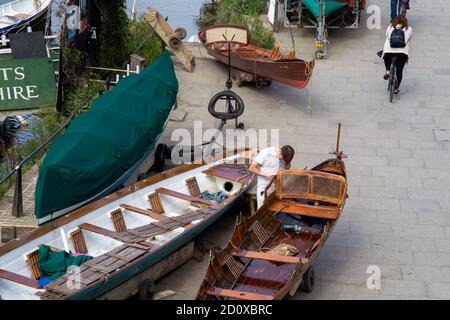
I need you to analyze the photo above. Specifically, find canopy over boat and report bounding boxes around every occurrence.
[303,0,347,17]
[35,50,178,221]
[0,0,51,33]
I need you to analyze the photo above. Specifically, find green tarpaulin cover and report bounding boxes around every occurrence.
[303,0,347,17]
[38,245,92,280]
[35,50,178,219]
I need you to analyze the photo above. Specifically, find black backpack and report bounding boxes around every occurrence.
[390,27,406,48]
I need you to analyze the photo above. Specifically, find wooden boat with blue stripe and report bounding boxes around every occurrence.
[196,151,347,300]
[0,0,51,33]
[0,149,255,300]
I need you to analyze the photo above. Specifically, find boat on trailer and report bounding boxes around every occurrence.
[198,25,315,89]
[0,0,51,33]
[278,0,366,59]
[0,149,255,300]
[196,127,348,300]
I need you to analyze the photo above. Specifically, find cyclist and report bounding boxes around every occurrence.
[382,15,412,94]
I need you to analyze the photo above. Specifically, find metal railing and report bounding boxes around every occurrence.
[0,79,110,218]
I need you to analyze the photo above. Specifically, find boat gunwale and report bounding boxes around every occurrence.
[196,158,347,300]
[0,147,251,257]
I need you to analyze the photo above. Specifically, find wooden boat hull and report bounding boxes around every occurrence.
[0,0,51,33]
[0,149,255,300]
[67,193,243,300]
[207,47,314,89]
[196,158,347,300]
[199,25,315,90]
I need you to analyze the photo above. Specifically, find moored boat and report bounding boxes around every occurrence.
[0,0,51,33]
[0,149,255,300]
[198,25,315,89]
[196,127,348,300]
[34,50,178,224]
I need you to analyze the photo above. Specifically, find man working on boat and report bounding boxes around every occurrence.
[250,145,295,209]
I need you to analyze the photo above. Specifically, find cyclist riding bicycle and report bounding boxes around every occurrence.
[391,0,410,20]
[382,15,412,95]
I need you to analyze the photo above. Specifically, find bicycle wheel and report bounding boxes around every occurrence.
[389,63,396,103]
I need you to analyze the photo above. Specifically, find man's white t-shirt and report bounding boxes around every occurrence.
[254,147,285,190]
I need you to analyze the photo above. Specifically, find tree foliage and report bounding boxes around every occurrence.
[96,0,130,68]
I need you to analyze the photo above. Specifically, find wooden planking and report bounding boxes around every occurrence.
[156,187,214,206]
[148,193,165,214]
[41,245,148,299]
[202,164,251,183]
[231,249,309,265]
[71,229,88,255]
[0,148,250,257]
[206,287,274,300]
[269,200,340,220]
[0,269,41,289]
[27,250,41,280]
[111,209,127,233]
[78,223,151,248]
[186,177,202,197]
[121,204,193,228]
[120,204,164,221]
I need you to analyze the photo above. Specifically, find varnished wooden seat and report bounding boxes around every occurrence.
[155,187,214,206]
[120,204,193,228]
[269,200,340,220]
[0,269,41,289]
[206,287,273,300]
[231,249,309,265]
[27,250,41,280]
[78,223,152,249]
[186,177,201,198]
[148,192,165,214]
[70,229,88,254]
[120,204,165,221]
[110,209,127,232]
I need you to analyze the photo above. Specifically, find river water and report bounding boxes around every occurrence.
[126,0,207,41]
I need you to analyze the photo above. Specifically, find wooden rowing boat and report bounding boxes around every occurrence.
[196,130,347,300]
[198,25,315,89]
[0,149,255,300]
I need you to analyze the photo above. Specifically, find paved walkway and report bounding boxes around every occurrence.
[1,0,449,299]
[0,165,38,241]
[154,0,450,300]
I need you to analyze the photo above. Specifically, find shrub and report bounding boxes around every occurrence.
[199,0,274,49]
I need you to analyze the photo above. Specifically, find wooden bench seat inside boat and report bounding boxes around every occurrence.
[155,187,214,206]
[186,177,201,198]
[202,165,250,182]
[120,204,165,221]
[231,249,309,265]
[0,269,41,289]
[120,204,194,228]
[206,287,274,300]
[269,200,340,220]
[77,223,152,249]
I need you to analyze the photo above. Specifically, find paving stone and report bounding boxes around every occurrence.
[426,282,450,299]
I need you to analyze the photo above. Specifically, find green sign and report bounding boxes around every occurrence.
[0,58,57,111]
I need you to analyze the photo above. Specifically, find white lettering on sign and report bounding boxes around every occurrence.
[0,66,41,102]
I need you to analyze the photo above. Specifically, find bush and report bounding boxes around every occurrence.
[199,0,274,49]
[128,19,163,65]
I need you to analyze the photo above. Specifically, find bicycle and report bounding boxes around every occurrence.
[387,56,399,103]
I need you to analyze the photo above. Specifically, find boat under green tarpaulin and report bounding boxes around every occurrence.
[35,50,178,221]
[303,0,347,17]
